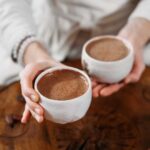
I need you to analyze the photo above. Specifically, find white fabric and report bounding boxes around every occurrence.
[0,0,150,85]
[129,0,150,20]
[143,43,150,66]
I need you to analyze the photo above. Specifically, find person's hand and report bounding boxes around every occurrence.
[92,46,145,97]
[20,42,63,123]
[92,18,150,98]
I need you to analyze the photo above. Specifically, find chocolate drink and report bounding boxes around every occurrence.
[37,69,88,100]
[86,38,128,61]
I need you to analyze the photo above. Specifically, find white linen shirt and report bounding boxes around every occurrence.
[0,0,150,85]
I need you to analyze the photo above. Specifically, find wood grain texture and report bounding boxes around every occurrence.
[0,59,150,150]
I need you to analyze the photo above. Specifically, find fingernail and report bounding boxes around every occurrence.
[37,116,43,123]
[21,118,26,124]
[31,95,38,102]
[126,79,130,84]
[100,91,107,97]
[35,108,41,115]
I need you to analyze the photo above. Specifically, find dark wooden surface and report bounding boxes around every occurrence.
[0,59,150,150]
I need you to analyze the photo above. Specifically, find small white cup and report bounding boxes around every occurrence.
[82,35,134,84]
[34,66,92,124]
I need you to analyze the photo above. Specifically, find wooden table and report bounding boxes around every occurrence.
[0,59,150,150]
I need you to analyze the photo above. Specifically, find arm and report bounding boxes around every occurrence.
[0,0,37,60]
[92,1,150,97]
[21,42,63,123]
[0,0,61,123]
[118,18,150,83]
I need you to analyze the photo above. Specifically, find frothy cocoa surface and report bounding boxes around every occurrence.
[37,69,88,100]
[87,38,128,61]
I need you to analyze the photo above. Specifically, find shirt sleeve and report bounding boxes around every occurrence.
[129,0,150,21]
[0,0,40,64]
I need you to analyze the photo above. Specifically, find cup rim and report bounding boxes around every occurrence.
[83,35,134,65]
[34,66,91,103]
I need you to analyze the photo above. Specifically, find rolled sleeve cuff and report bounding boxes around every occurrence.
[11,35,44,66]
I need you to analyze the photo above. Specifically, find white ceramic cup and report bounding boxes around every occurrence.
[82,35,134,84]
[34,66,92,124]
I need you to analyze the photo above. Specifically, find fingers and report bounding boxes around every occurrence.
[21,104,44,123]
[21,104,31,123]
[20,63,50,123]
[25,97,43,115]
[125,58,145,84]
[20,78,39,102]
[23,97,44,123]
[100,83,124,96]
[20,63,50,100]
[92,84,106,98]
[24,96,44,123]
[92,80,98,88]
[91,76,124,98]
[29,106,44,123]
[91,76,101,88]
[125,64,145,83]
[20,66,39,102]
[21,85,44,123]
[92,82,125,98]
[92,60,145,98]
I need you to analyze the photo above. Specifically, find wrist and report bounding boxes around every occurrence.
[24,42,61,67]
[24,42,49,65]
[118,18,150,49]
